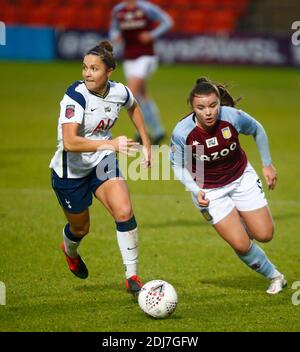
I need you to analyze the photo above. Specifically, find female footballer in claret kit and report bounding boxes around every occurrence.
[109,0,173,144]
[170,77,286,294]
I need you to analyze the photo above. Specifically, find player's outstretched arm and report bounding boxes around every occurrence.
[62,123,138,154]
[127,100,152,167]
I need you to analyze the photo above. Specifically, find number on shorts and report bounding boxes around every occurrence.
[256,178,263,193]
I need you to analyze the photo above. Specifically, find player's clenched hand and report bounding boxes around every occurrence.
[197,190,209,207]
[138,31,153,44]
[111,136,139,155]
[141,144,152,168]
[112,33,123,45]
[263,164,277,190]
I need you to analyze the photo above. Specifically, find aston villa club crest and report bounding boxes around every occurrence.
[65,105,75,119]
[221,127,232,139]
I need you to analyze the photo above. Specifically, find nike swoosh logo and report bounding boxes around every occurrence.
[91,108,97,111]
[127,246,138,250]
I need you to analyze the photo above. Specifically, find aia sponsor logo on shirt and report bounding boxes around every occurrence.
[65,105,75,119]
[93,118,116,133]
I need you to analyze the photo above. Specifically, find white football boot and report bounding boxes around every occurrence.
[266,274,287,295]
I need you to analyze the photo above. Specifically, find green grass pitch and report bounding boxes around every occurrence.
[0,61,299,332]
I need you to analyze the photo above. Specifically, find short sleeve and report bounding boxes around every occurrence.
[123,86,135,110]
[59,95,85,125]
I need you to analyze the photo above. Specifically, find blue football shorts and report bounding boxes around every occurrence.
[51,154,122,214]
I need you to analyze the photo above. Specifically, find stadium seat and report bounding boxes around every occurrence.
[28,6,52,26]
[181,10,208,34]
[206,10,236,34]
[53,7,79,29]
[0,0,248,34]
[2,5,19,25]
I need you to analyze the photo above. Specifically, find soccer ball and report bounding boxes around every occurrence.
[138,280,178,319]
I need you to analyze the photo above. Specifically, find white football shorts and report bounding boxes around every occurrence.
[123,55,158,79]
[191,163,268,225]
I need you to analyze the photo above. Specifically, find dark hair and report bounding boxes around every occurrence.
[188,77,240,107]
[86,40,116,69]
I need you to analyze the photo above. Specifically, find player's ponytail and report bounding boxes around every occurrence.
[215,81,240,107]
[86,40,116,69]
[188,77,240,107]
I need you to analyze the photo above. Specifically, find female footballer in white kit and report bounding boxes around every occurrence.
[169,77,287,294]
[50,41,151,297]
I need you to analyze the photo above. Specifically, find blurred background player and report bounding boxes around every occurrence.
[109,0,173,144]
[50,41,151,297]
[169,77,287,295]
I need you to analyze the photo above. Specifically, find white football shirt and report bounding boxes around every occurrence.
[50,80,134,178]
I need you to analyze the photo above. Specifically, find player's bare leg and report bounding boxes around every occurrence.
[127,76,144,98]
[214,208,251,254]
[239,206,274,243]
[63,208,90,238]
[128,76,165,144]
[61,209,90,279]
[95,178,142,296]
[214,208,286,294]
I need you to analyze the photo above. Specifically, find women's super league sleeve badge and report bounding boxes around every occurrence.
[65,104,75,119]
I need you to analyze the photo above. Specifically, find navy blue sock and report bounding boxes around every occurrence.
[115,216,137,232]
[64,223,81,242]
[63,224,82,258]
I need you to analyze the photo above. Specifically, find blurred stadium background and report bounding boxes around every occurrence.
[1,0,299,34]
[1,0,300,64]
[0,0,300,332]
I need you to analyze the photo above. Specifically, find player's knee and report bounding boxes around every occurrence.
[255,223,274,243]
[257,228,274,243]
[71,223,90,237]
[233,241,251,255]
[114,206,133,222]
[259,233,273,243]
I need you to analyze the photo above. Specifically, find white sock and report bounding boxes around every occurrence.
[116,227,138,279]
[63,225,81,258]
